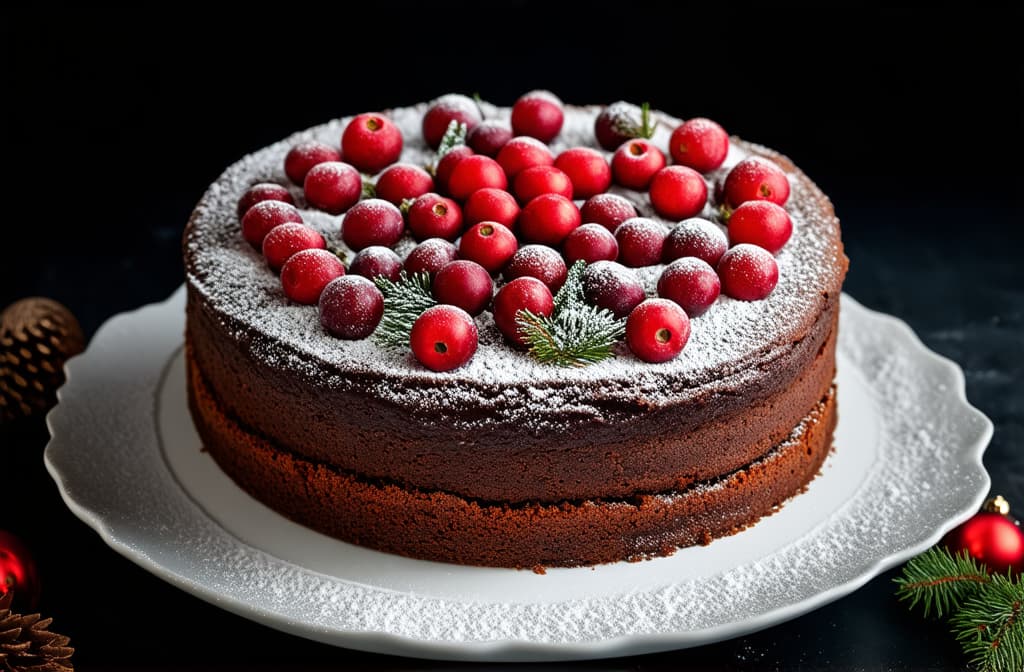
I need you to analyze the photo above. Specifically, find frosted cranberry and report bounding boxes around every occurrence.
[348,245,403,282]
[341,113,403,174]
[582,261,646,319]
[612,139,666,190]
[318,275,384,340]
[722,156,790,208]
[510,90,564,143]
[580,193,638,233]
[518,194,581,246]
[467,119,513,157]
[718,244,780,300]
[503,245,568,293]
[513,165,573,203]
[303,161,361,214]
[261,223,326,271]
[458,221,517,273]
[422,94,483,149]
[434,145,474,195]
[649,165,708,220]
[404,238,459,276]
[432,260,494,316]
[410,305,478,372]
[492,276,555,345]
[562,224,619,264]
[554,147,612,199]
[407,193,462,241]
[657,257,721,317]
[241,200,303,248]
[594,101,650,151]
[374,164,435,205]
[280,248,345,305]
[663,218,728,266]
[237,182,294,218]
[463,187,520,229]
[496,136,554,180]
[341,199,404,251]
[669,118,729,173]
[615,217,667,268]
[727,201,793,254]
[447,155,508,201]
[284,141,341,185]
[626,299,690,363]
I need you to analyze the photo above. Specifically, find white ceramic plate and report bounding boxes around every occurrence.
[45,288,991,662]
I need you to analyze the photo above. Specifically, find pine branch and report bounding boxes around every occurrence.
[951,574,1024,672]
[436,120,467,160]
[373,272,436,348]
[894,547,991,618]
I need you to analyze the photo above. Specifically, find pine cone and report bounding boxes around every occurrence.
[0,299,84,423]
[0,592,73,671]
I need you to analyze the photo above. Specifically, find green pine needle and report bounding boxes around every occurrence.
[436,120,467,160]
[894,547,991,618]
[373,272,436,348]
[639,101,657,139]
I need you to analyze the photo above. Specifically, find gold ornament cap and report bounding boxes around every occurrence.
[983,495,1010,516]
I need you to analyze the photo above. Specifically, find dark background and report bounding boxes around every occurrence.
[2,4,1022,670]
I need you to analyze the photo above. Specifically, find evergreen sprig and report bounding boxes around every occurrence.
[373,272,436,348]
[613,101,657,140]
[894,547,991,617]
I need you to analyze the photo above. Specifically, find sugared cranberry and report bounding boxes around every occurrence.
[280,248,345,305]
[261,223,326,271]
[518,194,581,246]
[341,113,403,174]
[669,118,729,173]
[594,101,652,151]
[513,165,573,203]
[422,94,483,149]
[615,217,667,268]
[432,260,494,316]
[407,193,462,241]
[348,245,403,282]
[554,147,612,199]
[467,119,513,157]
[727,201,793,254]
[582,261,646,319]
[717,243,780,300]
[241,200,303,248]
[374,164,435,205]
[580,193,638,233]
[463,187,520,229]
[318,275,384,340]
[410,305,478,372]
[510,90,564,144]
[341,199,405,251]
[663,218,728,266]
[626,299,691,363]
[562,224,619,264]
[503,245,568,293]
[434,145,474,195]
[496,136,554,180]
[612,139,666,190]
[284,141,341,186]
[458,221,518,273]
[657,257,721,317]
[492,276,555,345]
[722,156,790,208]
[447,155,508,201]
[649,165,708,220]
[237,182,294,218]
[303,161,361,215]
[404,238,459,276]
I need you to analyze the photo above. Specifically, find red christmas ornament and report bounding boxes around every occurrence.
[0,530,40,611]
[942,495,1024,576]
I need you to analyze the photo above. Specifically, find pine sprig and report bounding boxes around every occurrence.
[894,547,991,617]
[373,272,436,348]
[612,101,657,140]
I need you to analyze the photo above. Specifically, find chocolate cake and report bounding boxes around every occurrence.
[183,97,848,568]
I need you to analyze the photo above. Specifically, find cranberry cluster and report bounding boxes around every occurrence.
[235,91,796,370]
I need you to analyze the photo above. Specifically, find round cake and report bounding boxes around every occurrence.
[183,95,847,568]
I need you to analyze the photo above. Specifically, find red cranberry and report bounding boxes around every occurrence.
[374,164,435,205]
[458,221,518,273]
[657,257,721,317]
[447,155,508,201]
[510,90,564,143]
[303,161,361,214]
[432,260,494,316]
[241,200,303,248]
[554,147,612,199]
[407,193,462,241]
[341,112,403,174]
[649,165,708,220]
[722,156,790,208]
[318,275,384,340]
[669,118,729,173]
[237,182,294,218]
[404,238,459,276]
[594,101,650,151]
[503,245,568,293]
[341,199,405,251]
[496,136,554,181]
[463,187,520,229]
[582,261,646,318]
[284,141,341,186]
[727,201,793,254]
[435,145,474,195]
[513,165,574,203]
[410,305,478,372]
[626,299,691,363]
[612,139,666,190]
[615,217,667,268]
[492,277,555,345]
[280,248,345,305]
[467,119,513,157]
[348,245,403,282]
[562,224,619,264]
[717,243,779,300]
[663,218,728,266]
[580,193,638,233]
[422,94,483,149]
[518,194,581,246]
[261,223,326,271]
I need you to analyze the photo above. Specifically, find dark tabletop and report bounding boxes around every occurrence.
[2,5,1022,670]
